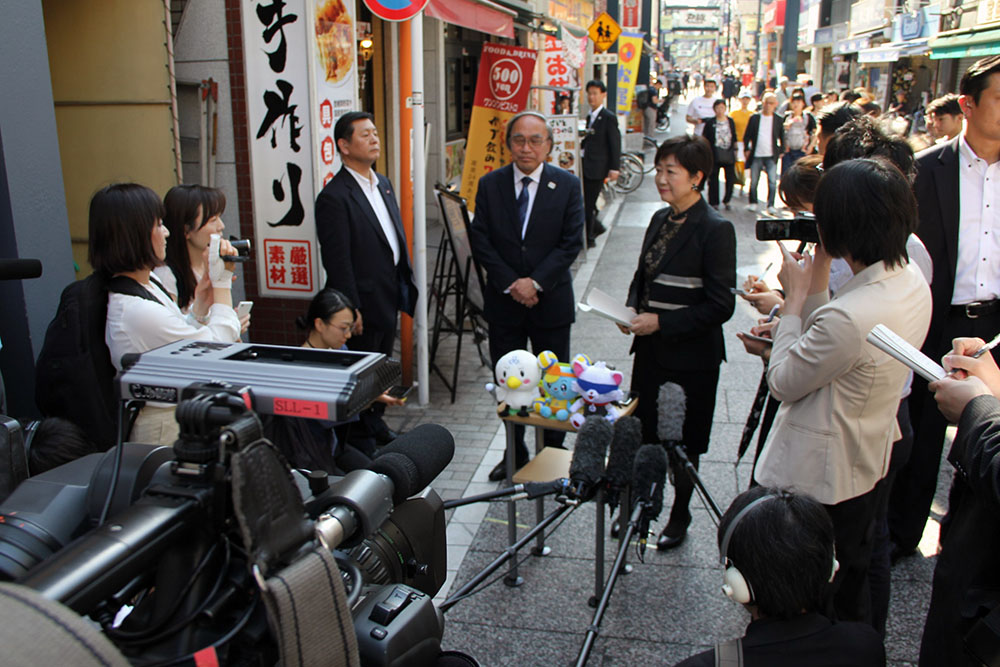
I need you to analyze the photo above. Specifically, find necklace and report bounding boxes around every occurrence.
[303,339,314,348]
[667,203,695,222]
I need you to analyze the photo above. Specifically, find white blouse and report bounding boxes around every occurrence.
[105,277,240,370]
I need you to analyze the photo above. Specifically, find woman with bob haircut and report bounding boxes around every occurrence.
[89,183,241,445]
[620,134,736,550]
[752,158,931,624]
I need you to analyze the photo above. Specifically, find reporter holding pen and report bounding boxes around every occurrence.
[752,158,931,624]
[921,338,1000,665]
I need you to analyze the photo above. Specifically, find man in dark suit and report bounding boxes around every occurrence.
[889,55,1000,562]
[742,93,784,214]
[315,111,418,453]
[581,80,620,248]
[469,111,584,480]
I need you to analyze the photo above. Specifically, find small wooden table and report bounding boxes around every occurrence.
[496,399,638,603]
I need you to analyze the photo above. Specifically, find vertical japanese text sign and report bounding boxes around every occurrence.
[459,43,538,214]
[307,0,359,192]
[243,0,320,297]
[541,35,577,115]
[616,32,644,115]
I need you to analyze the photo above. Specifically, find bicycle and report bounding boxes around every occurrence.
[613,153,645,193]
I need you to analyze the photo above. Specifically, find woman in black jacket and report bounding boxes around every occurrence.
[622,135,737,549]
[703,99,738,210]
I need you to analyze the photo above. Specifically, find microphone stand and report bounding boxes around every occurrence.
[441,479,571,509]
[665,442,723,522]
[438,503,574,613]
[575,497,646,667]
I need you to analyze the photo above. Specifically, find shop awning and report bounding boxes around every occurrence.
[929,26,1000,60]
[425,0,516,39]
[858,45,900,63]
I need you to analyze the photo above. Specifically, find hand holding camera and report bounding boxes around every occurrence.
[208,233,235,288]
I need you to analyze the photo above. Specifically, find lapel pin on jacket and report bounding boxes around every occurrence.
[548,181,557,189]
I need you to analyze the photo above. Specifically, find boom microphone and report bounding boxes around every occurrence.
[632,444,668,557]
[370,424,455,504]
[312,424,454,550]
[656,382,686,444]
[604,416,642,513]
[0,258,42,281]
[568,416,612,501]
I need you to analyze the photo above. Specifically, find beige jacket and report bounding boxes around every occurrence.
[754,261,932,505]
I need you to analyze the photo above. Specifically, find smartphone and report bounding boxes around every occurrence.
[236,301,253,319]
[387,385,412,400]
[739,332,773,344]
[730,287,748,296]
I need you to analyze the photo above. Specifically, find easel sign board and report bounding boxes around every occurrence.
[435,188,485,312]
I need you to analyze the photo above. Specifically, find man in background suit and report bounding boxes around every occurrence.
[315,111,418,454]
[889,55,1000,562]
[743,93,784,214]
[469,111,584,480]
[581,80,620,249]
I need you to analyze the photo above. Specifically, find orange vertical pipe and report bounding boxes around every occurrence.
[398,20,414,387]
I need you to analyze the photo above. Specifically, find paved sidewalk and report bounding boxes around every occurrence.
[385,104,947,665]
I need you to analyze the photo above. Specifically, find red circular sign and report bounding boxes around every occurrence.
[362,0,429,21]
[489,58,524,101]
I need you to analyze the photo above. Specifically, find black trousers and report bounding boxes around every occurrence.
[630,345,721,520]
[583,177,605,240]
[708,161,736,206]
[346,315,396,457]
[825,482,881,624]
[488,318,571,461]
[888,309,1000,554]
[869,398,912,637]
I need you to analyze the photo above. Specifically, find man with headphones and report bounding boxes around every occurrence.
[468,111,584,481]
[675,487,884,666]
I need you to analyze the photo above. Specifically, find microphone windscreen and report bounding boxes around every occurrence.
[605,416,642,490]
[632,444,667,519]
[369,453,420,505]
[372,424,454,502]
[0,259,42,281]
[569,416,612,488]
[656,382,687,443]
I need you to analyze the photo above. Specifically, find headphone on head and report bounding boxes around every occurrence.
[718,491,839,605]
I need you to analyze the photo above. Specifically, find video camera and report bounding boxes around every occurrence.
[0,342,464,666]
[755,211,820,244]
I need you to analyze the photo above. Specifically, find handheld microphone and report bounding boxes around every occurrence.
[632,444,667,558]
[313,424,454,550]
[568,416,612,501]
[604,416,642,513]
[0,258,42,281]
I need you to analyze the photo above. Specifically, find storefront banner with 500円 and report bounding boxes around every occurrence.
[460,43,538,214]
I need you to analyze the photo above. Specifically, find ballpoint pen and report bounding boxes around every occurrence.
[947,331,1000,376]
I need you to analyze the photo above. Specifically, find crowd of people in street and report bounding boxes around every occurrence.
[13,39,1000,666]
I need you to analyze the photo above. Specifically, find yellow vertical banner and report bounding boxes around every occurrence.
[459,43,538,214]
[615,32,644,115]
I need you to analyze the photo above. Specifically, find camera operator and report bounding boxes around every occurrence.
[674,487,885,666]
[91,183,241,445]
[918,338,1000,664]
[752,158,932,624]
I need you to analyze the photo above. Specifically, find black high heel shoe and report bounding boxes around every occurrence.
[656,514,691,550]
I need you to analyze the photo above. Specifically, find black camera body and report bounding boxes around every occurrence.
[0,381,451,666]
[755,211,820,244]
